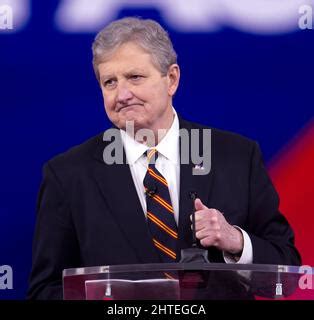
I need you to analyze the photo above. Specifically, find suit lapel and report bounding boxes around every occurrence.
[92,133,160,263]
[178,117,215,250]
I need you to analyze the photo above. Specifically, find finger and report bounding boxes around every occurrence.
[194,215,221,233]
[200,236,219,248]
[195,228,210,239]
[194,219,209,232]
[194,209,217,222]
[194,231,218,248]
[194,198,208,211]
[191,215,206,231]
[194,210,210,222]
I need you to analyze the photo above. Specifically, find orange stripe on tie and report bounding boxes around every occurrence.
[147,149,157,162]
[153,239,176,260]
[152,194,174,214]
[144,187,174,214]
[148,168,168,187]
[164,272,176,280]
[147,212,178,239]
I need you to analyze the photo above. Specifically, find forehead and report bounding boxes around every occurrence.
[98,42,158,76]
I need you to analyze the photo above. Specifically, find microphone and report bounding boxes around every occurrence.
[145,183,157,198]
[179,191,210,263]
[189,191,197,248]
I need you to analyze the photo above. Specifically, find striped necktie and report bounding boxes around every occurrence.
[143,149,178,262]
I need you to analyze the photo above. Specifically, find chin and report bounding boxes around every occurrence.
[119,115,148,129]
[112,118,141,132]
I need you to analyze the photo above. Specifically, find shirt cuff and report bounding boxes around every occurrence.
[223,226,253,264]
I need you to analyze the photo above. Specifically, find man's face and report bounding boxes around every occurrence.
[98,42,180,134]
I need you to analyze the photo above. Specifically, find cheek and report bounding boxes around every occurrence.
[151,81,170,102]
[137,86,163,107]
[102,92,115,111]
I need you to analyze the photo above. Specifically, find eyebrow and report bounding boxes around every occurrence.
[100,74,115,82]
[124,68,146,75]
[100,69,147,82]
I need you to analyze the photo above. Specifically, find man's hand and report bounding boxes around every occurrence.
[190,198,244,255]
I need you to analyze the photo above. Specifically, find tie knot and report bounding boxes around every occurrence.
[146,148,158,165]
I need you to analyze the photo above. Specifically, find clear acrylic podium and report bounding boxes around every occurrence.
[63,263,314,300]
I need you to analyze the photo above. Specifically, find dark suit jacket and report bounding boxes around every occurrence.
[27,117,301,299]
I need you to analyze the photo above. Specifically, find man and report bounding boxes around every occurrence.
[28,17,301,299]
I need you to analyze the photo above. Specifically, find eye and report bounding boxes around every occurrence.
[103,78,117,89]
[129,74,144,81]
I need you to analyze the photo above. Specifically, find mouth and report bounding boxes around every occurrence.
[117,103,143,112]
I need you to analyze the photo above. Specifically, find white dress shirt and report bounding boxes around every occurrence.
[120,110,253,264]
[120,110,180,225]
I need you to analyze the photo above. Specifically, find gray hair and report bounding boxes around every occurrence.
[92,17,177,82]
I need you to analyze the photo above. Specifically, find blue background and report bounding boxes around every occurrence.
[0,3,313,299]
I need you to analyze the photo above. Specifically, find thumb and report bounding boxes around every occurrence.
[194,198,207,211]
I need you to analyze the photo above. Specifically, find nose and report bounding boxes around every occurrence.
[117,81,133,103]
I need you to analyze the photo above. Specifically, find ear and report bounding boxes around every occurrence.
[167,64,180,96]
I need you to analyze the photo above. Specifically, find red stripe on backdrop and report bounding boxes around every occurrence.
[266,120,314,300]
[268,119,314,266]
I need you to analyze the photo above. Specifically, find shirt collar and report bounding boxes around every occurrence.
[120,108,180,165]
[156,110,179,165]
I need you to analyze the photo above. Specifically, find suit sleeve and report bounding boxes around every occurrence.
[27,162,80,300]
[247,143,301,265]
